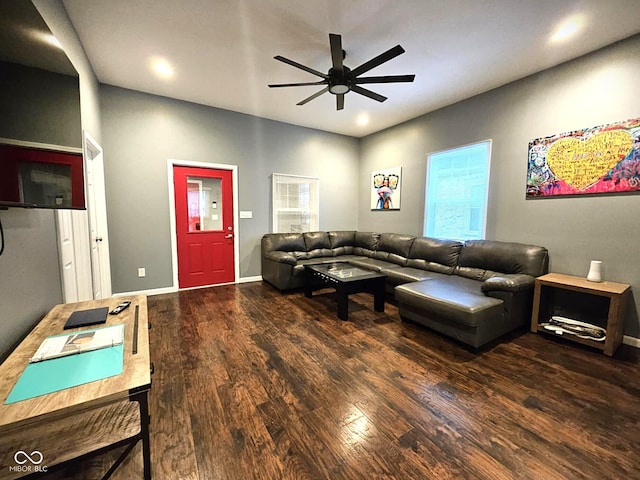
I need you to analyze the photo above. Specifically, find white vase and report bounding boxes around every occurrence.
[587,260,602,282]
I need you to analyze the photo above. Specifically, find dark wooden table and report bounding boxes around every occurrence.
[304,262,386,320]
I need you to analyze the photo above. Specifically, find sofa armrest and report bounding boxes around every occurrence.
[481,274,535,293]
[265,251,297,265]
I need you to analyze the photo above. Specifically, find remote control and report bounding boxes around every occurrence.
[109,301,131,315]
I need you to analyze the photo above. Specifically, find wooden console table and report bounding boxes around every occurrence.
[0,296,151,479]
[530,273,631,356]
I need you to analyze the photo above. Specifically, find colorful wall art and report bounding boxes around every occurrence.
[371,167,401,210]
[526,117,640,197]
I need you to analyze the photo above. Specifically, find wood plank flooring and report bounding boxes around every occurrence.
[47,281,640,479]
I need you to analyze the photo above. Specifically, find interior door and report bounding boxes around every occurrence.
[84,133,112,299]
[55,209,79,303]
[173,166,235,288]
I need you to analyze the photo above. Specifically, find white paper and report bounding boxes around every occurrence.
[30,324,124,363]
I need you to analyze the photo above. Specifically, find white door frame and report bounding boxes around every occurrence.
[167,159,239,290]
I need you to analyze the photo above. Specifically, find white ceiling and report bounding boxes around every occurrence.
[62,0,640,138]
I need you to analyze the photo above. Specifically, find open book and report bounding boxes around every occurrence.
[29,324,124,363]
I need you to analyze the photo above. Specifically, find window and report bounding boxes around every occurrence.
[272,173,319,233]
[424,140,491,240]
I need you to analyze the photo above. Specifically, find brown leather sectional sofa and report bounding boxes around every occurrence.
[261,231,549,348]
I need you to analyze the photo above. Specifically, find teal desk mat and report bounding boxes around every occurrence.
[5,329,125,404]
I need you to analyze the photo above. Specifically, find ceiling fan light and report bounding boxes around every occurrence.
[329,84,350,95]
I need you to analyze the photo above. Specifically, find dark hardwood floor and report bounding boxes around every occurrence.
[54,281,640,479]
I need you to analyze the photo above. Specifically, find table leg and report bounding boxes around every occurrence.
[336,286,349,321]
[373,279,385,313]
[132,391,152,480]
[304,285,313,298]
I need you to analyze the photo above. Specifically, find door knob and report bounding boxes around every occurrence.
[225,234,233,239]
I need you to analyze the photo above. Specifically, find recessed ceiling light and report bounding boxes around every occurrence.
[550,17,582,43]
[357,113,369,126]
[149,56,175,79]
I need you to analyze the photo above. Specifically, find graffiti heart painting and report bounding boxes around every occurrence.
[527,117,640,197]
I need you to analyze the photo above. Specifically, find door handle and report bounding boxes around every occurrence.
[225,234,233,239]
[95,237,103,242]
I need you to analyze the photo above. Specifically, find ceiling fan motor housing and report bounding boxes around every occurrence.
[328,66,351,94]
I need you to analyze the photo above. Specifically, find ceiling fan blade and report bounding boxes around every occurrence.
[274,55,328,79]
[351,85,387,103]
[269,80,327,88]
[329,33,343,72]
[353,74,415,84]
[350,45,405,77]
[297,86,329,106]
[337,94,345,111]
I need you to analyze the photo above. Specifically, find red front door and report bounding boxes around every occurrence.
[174,166,235,288]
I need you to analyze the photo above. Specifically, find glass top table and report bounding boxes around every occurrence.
[303,262,386,320]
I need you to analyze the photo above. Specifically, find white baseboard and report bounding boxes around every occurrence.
[113,286,178,297]
[623,336,640,348]
[114,276,263,297]
[238,275,262,283]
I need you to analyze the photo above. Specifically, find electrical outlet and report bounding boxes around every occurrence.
[138,267,146,278]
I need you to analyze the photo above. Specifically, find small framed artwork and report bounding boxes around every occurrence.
[371,167,401,210]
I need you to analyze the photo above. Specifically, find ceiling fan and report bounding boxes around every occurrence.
[268,33,415,111]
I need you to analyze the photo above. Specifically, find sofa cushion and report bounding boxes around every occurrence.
[262,233,306,253]
[328,231,356,256]
[379,266,437,283]
[353,232,380,256]
[328,231,356,248]
[372,233,415,266]
[348,257,398,272]
[293,258,343,276]
[304,231,331,250]
[303,232,333,259]
[458,240,549,277]
[407,237,463,274]
[395,276,503,327]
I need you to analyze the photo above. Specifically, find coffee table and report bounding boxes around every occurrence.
[304,262,386,320]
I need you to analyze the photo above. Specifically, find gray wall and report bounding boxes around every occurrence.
[100,86,360,293]
[33,0,103,144]
[0,0,102,360]
[0,63,80,360]
[0,210,63,361]
[360,35,640,337]
[0,62,81,147]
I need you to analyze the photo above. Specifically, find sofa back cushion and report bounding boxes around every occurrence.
[456,240,549,280]
[407,237,463,274]
[328,231,356,255]
[303,232,333,258]
[261,233,310,259]
[372,233,415,266]
[353,232,380,256]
